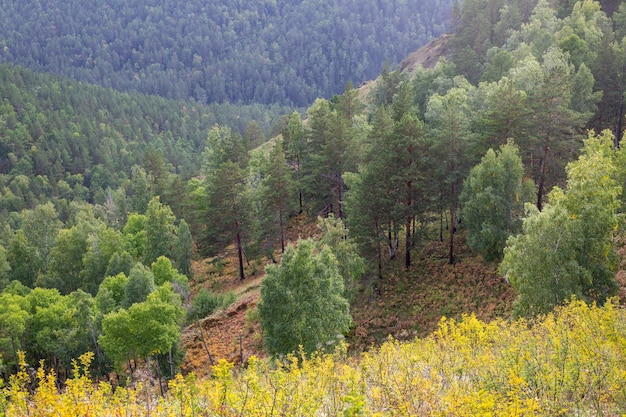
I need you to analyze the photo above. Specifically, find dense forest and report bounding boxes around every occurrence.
[0,64,291,217]
[3,0,626,414]
[0,0,453,107]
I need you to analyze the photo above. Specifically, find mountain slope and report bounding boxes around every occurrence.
[0,0,453,107]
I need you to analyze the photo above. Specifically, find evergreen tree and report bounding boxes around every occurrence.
[258,140,296,254]
[172,219,193,278]
[143,197,176,266]
[510,47,594,209]
[344,105,398,279]
[202,161,252,281]
[426,79,476,264]
[281,111,306,214]
[122,263,155,308]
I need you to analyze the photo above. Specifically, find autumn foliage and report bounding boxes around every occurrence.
[3,299,626,416]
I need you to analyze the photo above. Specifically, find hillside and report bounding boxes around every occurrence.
[0,64,292,222]
[180,228,517,376]
[4,1,626,413]
[0,0,453,107]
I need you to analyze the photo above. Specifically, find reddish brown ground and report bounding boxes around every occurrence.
[180,215,521,377]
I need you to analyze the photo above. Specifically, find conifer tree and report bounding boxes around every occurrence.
[143,196,176,266]
[426,80,476,264]
[258,140,296,254]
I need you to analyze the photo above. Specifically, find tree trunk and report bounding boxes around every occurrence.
[89,322,103,364]
[449,165,456,265]
[197,318,214,367]
[405,215,411,270]
[128,359,135,383]
[374,219,383,281]
[405,176,412,270]
[615,89,623,149]
[10,336,18,369]
[236,229,245,281]
[536,137,551,211]
[168,349,175,379]
[337,171,343,220]
[147,356,155,387]
[278,206,285,253]
[155,356,164,396]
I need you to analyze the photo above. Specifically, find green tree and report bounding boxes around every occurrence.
[95,272,129,317]
[122,263,155,308]
[104,251,134,278]
[151,256,188,301]
[0,292,30,370]
[81,225,125,295]
[510,47,593,209]
[172,219,193,278]
[20,202,61,273]
[0,245,11,290]
[122,213,147,259]
[202,124,248,176]
[202,161,252,281]
[143,197,176,266]
[281,111,306,213]
[128,165,154,214]
[460,141,534,261]
[43,220,94,294]
[258,139,296,254]
[316,215,366,300]
[426,79,476,264]
[301,97,360,219]
[391,82,431,269]
[474,77,531,157]
[23,288,94,378]
[500,133,621,316]
[5,231,40,288]
[100,283,183,383]
[98,307,133,376]
[258,239,351,357]
[344,105,398,279]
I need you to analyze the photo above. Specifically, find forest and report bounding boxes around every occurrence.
[0,0,453,107]
[3,0,626,414]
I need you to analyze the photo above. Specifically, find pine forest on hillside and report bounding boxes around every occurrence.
[0,0,453,107]
[3,0,626,415]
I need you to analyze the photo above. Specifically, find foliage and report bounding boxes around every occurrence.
[172,219,194,278]
[500,131,621,316]
[316,215,367,300]
[143,197,176,265]
[4,300,626,416]
[122,263,155,309]
[259,239,351,357]
[100,284,184,376]
[187,288,236,322]
[0,0,453,107]
[255,139,297,255]
[460,141,534,261]
[0,64,287,221]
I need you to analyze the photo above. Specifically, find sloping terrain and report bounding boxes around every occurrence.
[180,220,516,376]
[180,38,509,374]
[397,33,452,73]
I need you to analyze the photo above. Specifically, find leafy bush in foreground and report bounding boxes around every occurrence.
[3,299,626,416]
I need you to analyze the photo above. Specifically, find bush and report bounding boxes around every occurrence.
[188,288,236,322]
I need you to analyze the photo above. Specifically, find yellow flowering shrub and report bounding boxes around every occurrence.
[2,299,626,416]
